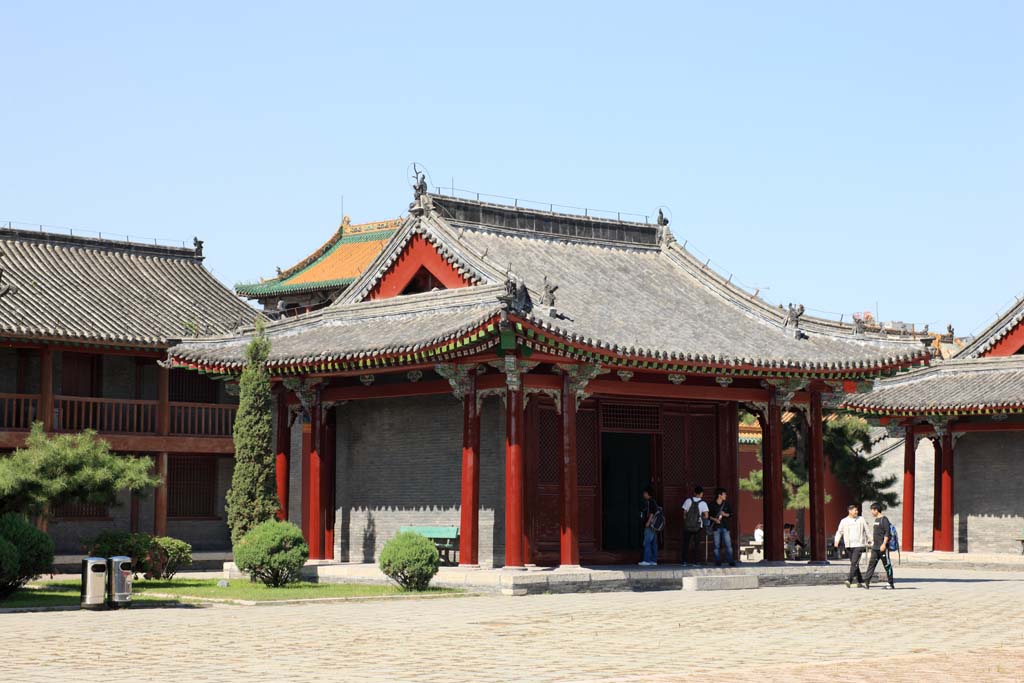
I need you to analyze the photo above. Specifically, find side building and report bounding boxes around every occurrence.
[0,228,260,555]
[844,295,1024,555]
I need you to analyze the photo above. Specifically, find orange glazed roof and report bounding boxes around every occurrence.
[235,217,400,298]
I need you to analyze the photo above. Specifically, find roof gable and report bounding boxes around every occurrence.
[366,233,475,300]
[958,296,1024,358]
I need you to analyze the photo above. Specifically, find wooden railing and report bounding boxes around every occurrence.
[0,393,40,430]
[56,396,158,434]
[0,393,238,438]
[170,402,237,437]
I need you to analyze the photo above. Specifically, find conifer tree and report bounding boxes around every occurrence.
[225,318,279,546]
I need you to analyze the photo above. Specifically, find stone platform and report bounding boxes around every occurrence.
[224,560,847,595]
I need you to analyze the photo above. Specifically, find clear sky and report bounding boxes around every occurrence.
[2,2,1020,336]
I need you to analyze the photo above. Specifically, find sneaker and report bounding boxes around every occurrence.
[888,583,895,590]
[857,583,867,589]
[844,580,852,588]
[864,582,871,590]
[638,561,650,566]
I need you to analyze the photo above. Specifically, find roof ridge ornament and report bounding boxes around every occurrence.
[409,164,433,217]
[498,267,532,316]
[782,303,807,340]
[193,237,204,258]
[656,209,676,249]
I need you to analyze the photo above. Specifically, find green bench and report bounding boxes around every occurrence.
[400,526,460,566]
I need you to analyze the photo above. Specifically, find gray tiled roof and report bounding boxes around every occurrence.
[170,285,503,369]
[842,356,1024,416]
[170,193,929,374]
[958,297,1024,358]
[0,228,260,346]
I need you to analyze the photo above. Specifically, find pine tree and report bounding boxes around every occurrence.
[225,318,279,546]
[0,425,159,518]
[825,415,899,509]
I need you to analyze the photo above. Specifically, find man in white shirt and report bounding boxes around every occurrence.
[681,486,710,565]
[753,523,765,544]
[834,504,871,588]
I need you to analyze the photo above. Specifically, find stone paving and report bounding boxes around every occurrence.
[3,567,1023,682]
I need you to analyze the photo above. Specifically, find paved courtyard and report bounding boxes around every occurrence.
[3,567,1023,682]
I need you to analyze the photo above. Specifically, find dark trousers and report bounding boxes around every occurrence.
[682,529,702,564]
[864,549,893,586]
[847,547,865,584]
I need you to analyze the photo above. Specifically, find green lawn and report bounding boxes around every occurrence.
[3,578,458,609]
[134,578,458,601]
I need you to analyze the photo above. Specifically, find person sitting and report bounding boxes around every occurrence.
[783,523,806,559]
[753,523,764,545]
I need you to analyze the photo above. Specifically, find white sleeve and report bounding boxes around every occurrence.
[682,498,691,511]
[699,501,709,515]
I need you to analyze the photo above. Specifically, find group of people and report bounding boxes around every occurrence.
[638,487,897,590]
[639,485,736,567]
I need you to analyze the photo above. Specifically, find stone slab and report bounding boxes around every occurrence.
[683,574,759,591]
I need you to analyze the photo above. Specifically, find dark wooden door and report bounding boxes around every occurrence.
[600,433,651,552]
[61,353,99,397]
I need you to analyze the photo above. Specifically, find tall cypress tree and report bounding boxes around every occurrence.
[225,318,279,546]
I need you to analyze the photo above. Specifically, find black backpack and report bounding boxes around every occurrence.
[684,498,703,532]
[652,506,666,532]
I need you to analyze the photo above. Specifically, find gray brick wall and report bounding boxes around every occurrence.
[332,393,507,567]
[49,490,133,554]
[868,434,1024,554]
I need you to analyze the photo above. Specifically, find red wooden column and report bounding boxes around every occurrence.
[935,432,955,552]
[302,402,324,560]
[39,348,54,431]
[321,406,336,560]
[901,423,916,552]
[459,373,481,566]
[931,436,942,551]
[716,401,739,544]
[154,365,170,537]
[806,388,826,562]
[762,388,785,562]
[505,379,526,569]
[275,396,291,521]
[559,373,580,567]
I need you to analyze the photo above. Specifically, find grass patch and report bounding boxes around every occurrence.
[3,580,182,610]
[133,578,459,601]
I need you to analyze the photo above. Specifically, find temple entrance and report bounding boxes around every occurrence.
[600,433,651,552]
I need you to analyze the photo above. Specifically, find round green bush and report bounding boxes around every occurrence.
[85,532,193,579]
[0,513,54,599]
[0,538,18,592]
[378,531,439,591]
[152,537,193,580]
[234,520,308,587]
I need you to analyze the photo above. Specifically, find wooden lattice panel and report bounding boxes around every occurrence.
[600,403,659,432]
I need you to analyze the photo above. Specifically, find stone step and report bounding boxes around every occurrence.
[682,574,759,591]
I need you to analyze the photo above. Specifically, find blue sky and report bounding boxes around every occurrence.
[2,2,1020,336]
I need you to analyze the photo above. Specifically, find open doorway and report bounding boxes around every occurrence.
[600,432,652,553]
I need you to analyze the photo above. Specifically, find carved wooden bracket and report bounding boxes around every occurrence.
[556,362,609,409]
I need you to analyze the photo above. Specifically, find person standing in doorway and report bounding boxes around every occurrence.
[639,485,660,566]
[863,502,895,589]
[709,488,736,567]
[834,504,871,588]
[681,486,709,566]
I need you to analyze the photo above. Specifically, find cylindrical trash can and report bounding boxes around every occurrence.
[80,557,107,610]
[106,556,133,609]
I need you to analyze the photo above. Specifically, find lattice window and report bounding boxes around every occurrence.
[577,409,599,485]
[53,502,109,519]
[690,414,718,490]
[662,412,686,485]
[537,408,561,485]
[168,456,217,518]
[601,403,660,432]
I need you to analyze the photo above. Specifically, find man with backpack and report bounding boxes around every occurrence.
[639,485,663,566]
[708,487,736,567]
[681,485,709,566]
[834,504,871,588]
[863,502,896,589]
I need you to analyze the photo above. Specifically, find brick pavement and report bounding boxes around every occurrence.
[2,567,1023,682]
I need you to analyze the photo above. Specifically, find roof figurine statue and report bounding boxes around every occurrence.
[498,266,531,315]
[853,316,867,335]
[541,276,558,308]
[193,237,204,258]
[656,209,669,227]
[783,303,806,339]
[409,164,432,216]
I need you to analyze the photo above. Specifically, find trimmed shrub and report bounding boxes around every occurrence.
[0,538,19,594]
[234,520,308,587]
[85,532,192,580]
[0,513,54,599]
[378,532,439,591]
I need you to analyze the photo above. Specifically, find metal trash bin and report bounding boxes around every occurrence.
[106,556,133,609]
[80,557,107,610]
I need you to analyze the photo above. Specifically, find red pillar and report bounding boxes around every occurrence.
[153,452,168,537]
[717,402,739,545]
[807,388,826,562]
[275,396,290,521]
[153,366,169,537]
[302,404,324,560]
[935,432,955,552]
[504,382,526,569]
[931,436,942,551]
[39,348,54,431]
[321,407,335,560]
[901,425,916,552]
[560,374,580,567]
[762,388,785,562]
[459,374,481,566]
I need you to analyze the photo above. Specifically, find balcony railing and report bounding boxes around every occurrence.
[57,396,158,433]
[170,402,236,438]
[0,393,237,438]
[0,394,40,430]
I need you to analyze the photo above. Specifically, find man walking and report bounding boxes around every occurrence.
[708,487,736,567]
[681,486,709,566]
[639,485,660,566]
[834,504,871,588]
[863,502,895,589]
